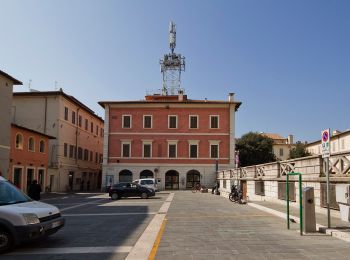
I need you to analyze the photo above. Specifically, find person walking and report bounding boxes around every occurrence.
[28,180,42,200]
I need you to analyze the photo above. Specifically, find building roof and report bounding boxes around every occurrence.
[261,133,286,140]
[11,124,56,139]
[0,70,23,85]
[13,90,104,122]
[99,95,242,111]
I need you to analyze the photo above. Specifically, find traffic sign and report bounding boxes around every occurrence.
[321,129,331,158]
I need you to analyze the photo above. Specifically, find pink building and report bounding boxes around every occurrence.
[9,124,54,193]
[99,93,241,190]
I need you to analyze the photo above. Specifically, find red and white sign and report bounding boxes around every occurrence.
[321,129,331,158]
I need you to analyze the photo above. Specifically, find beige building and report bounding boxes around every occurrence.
[12,90,104,192]
[306,130,350,155]
[0,70,22,178]
[261,133,294,161]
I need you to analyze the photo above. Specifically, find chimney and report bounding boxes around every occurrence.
[228,93,234,102]
[178,90,184,101]
[287,135,294,144]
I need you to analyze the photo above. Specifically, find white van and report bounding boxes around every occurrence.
[133,178,158,192]
[0,176,65,253]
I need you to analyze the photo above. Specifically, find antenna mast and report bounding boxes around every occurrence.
[159,21,185,95]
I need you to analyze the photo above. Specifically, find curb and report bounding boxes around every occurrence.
[248,202,350,242]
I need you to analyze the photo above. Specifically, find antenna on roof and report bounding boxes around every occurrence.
[28,79,32,91]
[54,81,58,91]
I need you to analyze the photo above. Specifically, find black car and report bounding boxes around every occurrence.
[108,182,155,200]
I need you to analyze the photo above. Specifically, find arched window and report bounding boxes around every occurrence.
[119,169,133,183]
[15,133,23,149]
[28,137,35,151]
[39,140,45,153]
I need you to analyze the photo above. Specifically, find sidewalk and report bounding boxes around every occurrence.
[249,200,350,242]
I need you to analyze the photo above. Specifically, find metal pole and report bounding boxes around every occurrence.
[299,174,303,236]
[326,157,331,228]
[287,175,290,229]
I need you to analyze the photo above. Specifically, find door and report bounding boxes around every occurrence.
[38,169,45,189]
[13,168,22,189]
[26,168,34,193]
[69,171,74,191]
[165,170,179,190]
[186,170,200,189]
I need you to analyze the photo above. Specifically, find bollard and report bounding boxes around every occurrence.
[302,187,316,233]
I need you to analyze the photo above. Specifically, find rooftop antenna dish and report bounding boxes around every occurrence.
[159,21,185,95]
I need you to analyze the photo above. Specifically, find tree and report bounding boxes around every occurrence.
[236,132,276,167]
[289,142,311,159]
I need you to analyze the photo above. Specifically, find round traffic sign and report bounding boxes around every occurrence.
[322,131,329,142]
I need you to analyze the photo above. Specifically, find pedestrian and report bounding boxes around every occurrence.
[28,180,42,200]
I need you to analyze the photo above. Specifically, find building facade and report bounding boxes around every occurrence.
[261,133,294,161]
[0,71,22,178]
[12,90,104,192]
[9,124,53,193]
[306,130,350,155]
[100,93,241,190]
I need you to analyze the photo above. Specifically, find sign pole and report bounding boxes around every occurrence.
[326,157,331,228]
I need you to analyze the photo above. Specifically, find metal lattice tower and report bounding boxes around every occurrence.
[159,21,185,95]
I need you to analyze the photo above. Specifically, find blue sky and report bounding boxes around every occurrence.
[1,0,350,142]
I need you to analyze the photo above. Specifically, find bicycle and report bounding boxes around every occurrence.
[192,183,203,193]
[229,184,244,204]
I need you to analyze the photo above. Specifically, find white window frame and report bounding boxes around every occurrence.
[142,140,153,158]
[122,115,132,129]
[15,132,23,150]
[209,140,220,159]
[188,140,199,158]
[209,115,220,129]
[121,140,131,158]
[12,165,24,188]
[279,148,284,156]
[189,115,199,129]
[39,139,45,153]
[168,115,178,129]
[143,115,153,129]
[167,140,178,158]
[28,136,35,152]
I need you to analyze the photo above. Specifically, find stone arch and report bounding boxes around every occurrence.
[140,170,154,179]
[165,170,179,190]
[186,170,201,189]
[119,169,133,183]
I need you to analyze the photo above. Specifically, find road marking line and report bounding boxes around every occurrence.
[60,198,108,212]
[63,212,158,217]
[6,246,132,255]
[126,193,174,260]
[148,218,167,260]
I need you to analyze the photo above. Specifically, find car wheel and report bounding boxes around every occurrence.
[111,193,119,200]
[0,228,14,254]
[141,192,148,199]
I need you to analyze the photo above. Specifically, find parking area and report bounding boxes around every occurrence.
[2,192,171,260]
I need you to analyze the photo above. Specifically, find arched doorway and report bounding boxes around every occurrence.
[186,170,200,189]
[119,169,133,183]
[165,170,179,190]
[140,170,154,179]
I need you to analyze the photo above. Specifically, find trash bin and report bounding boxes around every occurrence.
[336,184,350,222]
[302,187,316,232]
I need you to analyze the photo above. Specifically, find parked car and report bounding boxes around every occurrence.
[0,176,65,253]
[108,182,155,200]
[133,178,159,191]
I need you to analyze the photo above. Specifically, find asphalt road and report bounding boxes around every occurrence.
[2,192,170,260]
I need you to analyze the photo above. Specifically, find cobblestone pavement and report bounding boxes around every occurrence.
[155,191,350,260]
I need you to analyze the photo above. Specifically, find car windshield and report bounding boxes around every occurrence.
[0,181,31,206]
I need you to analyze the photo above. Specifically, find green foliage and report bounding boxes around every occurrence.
[236,132,276,167]
[289,142,311,159]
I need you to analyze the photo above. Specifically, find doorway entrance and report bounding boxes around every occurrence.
[26,168,34,192]
[13,168,22,189]
[186,170,200,189]
[165,170,179,190]
[119,169,133,183]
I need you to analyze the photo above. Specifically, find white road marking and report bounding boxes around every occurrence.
[63,212,158,217]
[60,198,108,212]
[6,246,132,255]
[126,192,174,260]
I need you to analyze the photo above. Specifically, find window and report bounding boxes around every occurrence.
[15,133,23,149]
[99,154,103,163]
[78,115,82,127]
[39,140,45,153]
[279,148,284,156]
[78,147,83,160]
[122,115,131,128]
[100,128,104,137]
[72,111,76,124]
[168,144,177,158]
[69,145,74,158]
[122,142,131,157]
[342,139,345,150]
[84,149,89,160]
[168,115,177,129]
[73,146,76,159]
[96,125,99,136]
[95,152,98,163]
[210,144,219,158]
[90,151,93,161]
[90,122,94,133]
[189,115,198,129]
[28,137,35,151]
[64,107,68,120]
[143,115,152,129]
[64,143,68,157]
[210,115,219,129]
[190,144,198,158]
[143,143,152,158]
[85,119,88,130]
